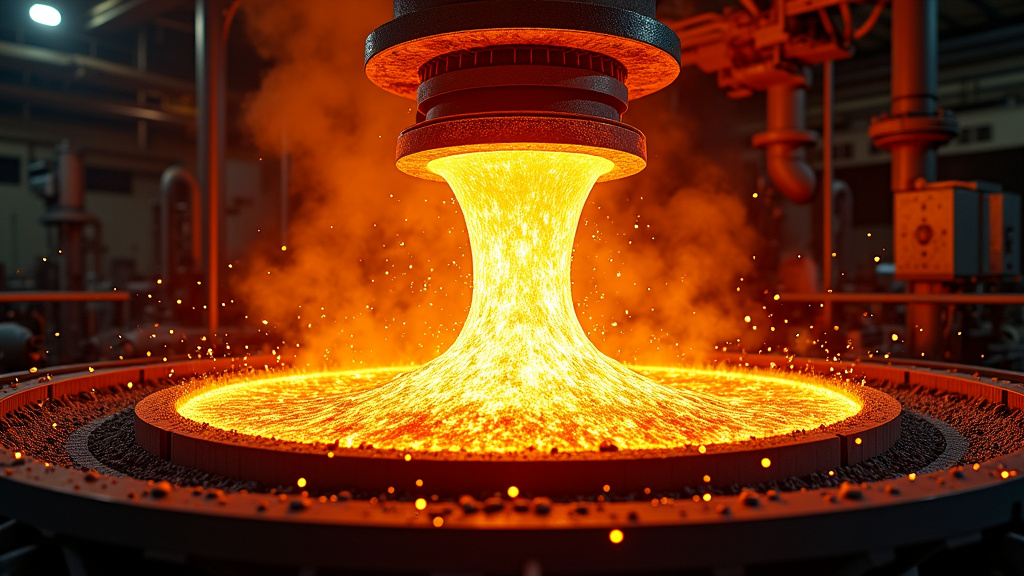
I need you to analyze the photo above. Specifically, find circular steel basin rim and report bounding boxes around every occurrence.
[132,357,901,496]
[1,355,1023,573]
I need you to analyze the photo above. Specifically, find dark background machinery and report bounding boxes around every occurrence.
[1,0,1024,574]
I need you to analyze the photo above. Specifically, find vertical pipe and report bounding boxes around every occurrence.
[10,214,17,273]
[191,174,203,275]
[56,140,84,293]
[766,83,803,131]
[754,67,817,205]
[55,141,84,363]
[822,61,834,331]
[196,0,225,336]
[160,179,169,284]
[281,130,289,250]
[890,0,943,357]
[136,26,149,150]
[889,0,938,193]
[891,0,938,116]
[760,81,817,204]
[159,166,203,282]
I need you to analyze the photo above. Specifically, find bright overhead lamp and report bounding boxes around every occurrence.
[29,4,62,27]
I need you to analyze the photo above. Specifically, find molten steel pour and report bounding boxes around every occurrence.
[178,151,861,453]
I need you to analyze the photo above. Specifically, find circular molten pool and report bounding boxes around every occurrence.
[138,151,898,494]
[135,358,899,496]
[5,355,1024,574]
[172,152,859,454]
[175,365,862,453]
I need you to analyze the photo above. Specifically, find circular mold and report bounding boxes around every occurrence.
[2,356,1024,574]
[134,361,901,497]
[416,59,631,122]
[364,0,681,101]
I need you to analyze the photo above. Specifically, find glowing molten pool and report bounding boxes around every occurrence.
[178,151,861,453]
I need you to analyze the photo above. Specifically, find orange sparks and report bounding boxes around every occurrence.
[176,151,861,453]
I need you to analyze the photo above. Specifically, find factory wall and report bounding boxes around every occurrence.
[0,140,45,288]
[831,104,1024,276]
[0,136,267,290]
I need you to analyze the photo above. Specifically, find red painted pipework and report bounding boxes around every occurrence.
[755,79,818,204]
[869,0,958,358]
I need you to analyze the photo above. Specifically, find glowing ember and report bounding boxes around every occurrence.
[178,151,860,452]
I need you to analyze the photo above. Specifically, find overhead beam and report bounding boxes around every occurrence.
[87,0,189,31]
[0,40,193,94]
[0,84,194,124]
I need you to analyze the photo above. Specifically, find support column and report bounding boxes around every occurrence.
[869,0,956,358]
[195,0,226,337]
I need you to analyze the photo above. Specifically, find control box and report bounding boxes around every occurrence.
[894,184,1021,280]
[985,192,1022,276]
[894,187,980,280]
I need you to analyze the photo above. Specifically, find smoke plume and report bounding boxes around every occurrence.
[237,0,760,369]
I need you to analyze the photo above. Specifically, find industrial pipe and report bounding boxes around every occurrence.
[869,0,957,358]
[0,292,129,303]
[887,0,942,191]
[753,73,817,204]
[868,0,956,196]
[822,61,835,327]
[778,292,1024,305]
[159,165,203,283]
[195,0,227,337]
[38,141,88,364]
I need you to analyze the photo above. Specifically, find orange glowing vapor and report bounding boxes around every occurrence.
[178,151,861,453]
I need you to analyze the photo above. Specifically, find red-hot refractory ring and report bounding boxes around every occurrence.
[394,113,648,182]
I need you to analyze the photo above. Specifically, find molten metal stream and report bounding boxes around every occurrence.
[178,151,861,453]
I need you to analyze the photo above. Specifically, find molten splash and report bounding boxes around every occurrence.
[178,151,861,452]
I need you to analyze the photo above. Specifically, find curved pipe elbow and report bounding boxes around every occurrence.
[159,165,203,277]
[758,77,817,204]
[765,144,817,204]
[160,165,200,197]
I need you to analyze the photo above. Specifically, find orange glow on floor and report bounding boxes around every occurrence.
[177,151,861,453]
